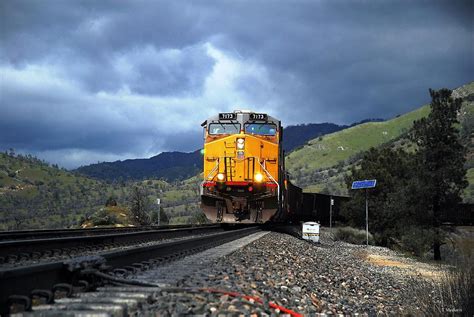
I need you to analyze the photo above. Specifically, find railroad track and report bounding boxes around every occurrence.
[0,224,218,241]
[0,225,224,265]
[0,226,260,315]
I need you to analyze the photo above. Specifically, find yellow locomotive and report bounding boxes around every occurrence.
[200,110,289,223]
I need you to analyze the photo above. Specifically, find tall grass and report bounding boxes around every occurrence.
[409,256,473,316]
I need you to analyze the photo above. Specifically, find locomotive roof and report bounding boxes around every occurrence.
[201,110,280,127]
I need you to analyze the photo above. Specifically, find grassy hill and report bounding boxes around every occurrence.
[0,152,204,229]
[0,152,107,229]
[282,122,348,153]
[287,106,429,171]
[287,82,474,201]
[285,106,430,193]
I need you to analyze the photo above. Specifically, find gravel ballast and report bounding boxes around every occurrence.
[136,227,443,316]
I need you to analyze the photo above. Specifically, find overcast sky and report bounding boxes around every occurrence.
[1,1,472,168]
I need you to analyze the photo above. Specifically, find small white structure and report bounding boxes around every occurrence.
[302,222,320,243]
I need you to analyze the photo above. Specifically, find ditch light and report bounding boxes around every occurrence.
[254,173,264,182]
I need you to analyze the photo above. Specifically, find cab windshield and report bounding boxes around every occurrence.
[208,122,240,135]
[244,123,277,136]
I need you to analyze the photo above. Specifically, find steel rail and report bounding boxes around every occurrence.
[0,226,259,315]
[0,224,219,241]
[0,225,224,261]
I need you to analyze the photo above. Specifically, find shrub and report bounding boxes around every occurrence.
[105,196,118,207]
[334,226,374,245]
[187,211,209,224]
[90,208,118,226]
[399,226,436,257]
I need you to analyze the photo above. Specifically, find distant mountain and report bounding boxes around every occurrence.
[74,150,203,181]
[74,119,384,182]
[75,123,349,181]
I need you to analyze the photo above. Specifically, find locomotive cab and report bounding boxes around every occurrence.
[200,110,284,223]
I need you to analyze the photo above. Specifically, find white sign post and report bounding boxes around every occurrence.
[156,198,161,226]
[329,196,334,228]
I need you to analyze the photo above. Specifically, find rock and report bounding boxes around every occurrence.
[133,228,438,316]
[292,286,302,293]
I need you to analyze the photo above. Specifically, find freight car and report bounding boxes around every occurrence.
[200,110,308,223]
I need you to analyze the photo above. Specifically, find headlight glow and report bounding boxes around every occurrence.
[236,138,245,149]
[217,173,225,181]
[254,173,264,182]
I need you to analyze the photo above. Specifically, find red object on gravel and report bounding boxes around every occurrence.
[201,288,303,317]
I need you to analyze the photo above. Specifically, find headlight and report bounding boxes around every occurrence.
[254,173,264,182]
[236,138,245,149]
[217,173,225,181]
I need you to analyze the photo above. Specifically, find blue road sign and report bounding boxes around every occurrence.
[351,179,377,189]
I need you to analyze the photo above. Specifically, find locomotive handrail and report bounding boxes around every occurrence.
[205,159,220,180]
[201,160,220,195]
[258,159,280,202]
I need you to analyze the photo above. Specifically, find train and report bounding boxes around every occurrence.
[199,110,346,224]
[199,110,473,226]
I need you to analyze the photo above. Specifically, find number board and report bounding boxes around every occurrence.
[219,113,236,120]
[249,113,267,120]
[351,179,377,189]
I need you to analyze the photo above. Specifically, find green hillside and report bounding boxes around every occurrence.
[0,152,204,230]
[0,152,96,193]
[0,152,106,229]
[286,105,430,192]
[287,105,429,171]
[287,82,474,201]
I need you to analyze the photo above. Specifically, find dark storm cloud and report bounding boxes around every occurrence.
[0,0,472,168]
[207,1,473,123]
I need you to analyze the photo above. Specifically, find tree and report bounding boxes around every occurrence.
[410,88,468,260]
[12,210,28,230]
[342,147,416,245]
[128,186,151,225]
